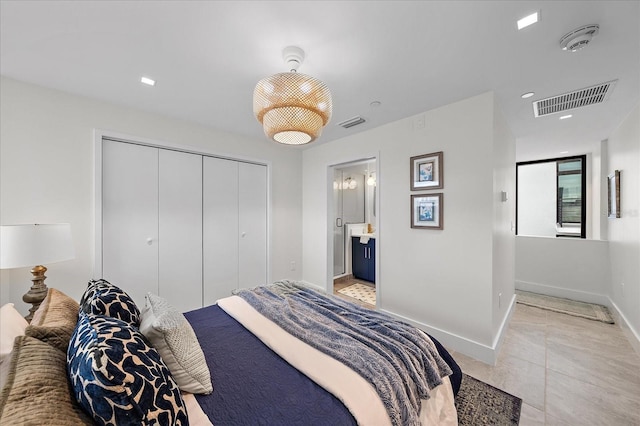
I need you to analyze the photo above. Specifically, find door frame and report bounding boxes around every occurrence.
[326,154,380,307]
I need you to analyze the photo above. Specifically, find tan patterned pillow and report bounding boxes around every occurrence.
[0,335,94,425]
[28,288,80,352]
[31,288,80,328]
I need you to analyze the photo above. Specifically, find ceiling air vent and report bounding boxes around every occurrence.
[533,80,617,117]
[338,116,366,129]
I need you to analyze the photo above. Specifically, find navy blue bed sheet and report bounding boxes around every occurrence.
[184,304,462,426]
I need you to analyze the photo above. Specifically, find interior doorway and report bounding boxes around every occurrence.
[330,158,377,308]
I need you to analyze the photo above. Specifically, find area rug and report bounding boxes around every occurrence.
[516,290,614,324]
[456,374,522,425]
[337,282,376,305]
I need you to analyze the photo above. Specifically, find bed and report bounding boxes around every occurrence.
[0,279,462,425]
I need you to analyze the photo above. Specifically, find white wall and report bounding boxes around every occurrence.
[515,236,610,305]
[606,102,640,348]
[517,162,557,237]
[491,96,516,342]
[302,92,515,363]
[0,77,303,313]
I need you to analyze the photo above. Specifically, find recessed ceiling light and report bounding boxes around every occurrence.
[521,92,535,99]
[517,11,539,30]
[140,76,156,86]
[559,114,572,120]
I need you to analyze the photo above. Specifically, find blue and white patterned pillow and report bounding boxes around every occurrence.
[67,310,188,425]
[80,279,141,327]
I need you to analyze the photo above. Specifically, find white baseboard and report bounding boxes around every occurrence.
[609,298,640,357]
[380,295,517,366]
[299,280,327,293]
[302,278,517,365]
[515,280,610,306]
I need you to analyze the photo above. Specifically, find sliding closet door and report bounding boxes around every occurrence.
[238,162,267,288]
[102,140,159,307]
[158,150,203,313]
[203,157,239,305]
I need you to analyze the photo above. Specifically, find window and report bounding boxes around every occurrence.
[517,155,586,238]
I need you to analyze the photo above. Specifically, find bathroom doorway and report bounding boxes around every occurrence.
[330,158,377,308]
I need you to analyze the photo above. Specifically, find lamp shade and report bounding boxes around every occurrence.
[0,223,74,269]
[253,72,332,145]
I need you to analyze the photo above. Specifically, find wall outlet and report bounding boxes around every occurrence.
[415,115,425,129]
[290,261,296,271]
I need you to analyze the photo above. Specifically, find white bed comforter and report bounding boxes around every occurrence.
[183,296,458,425]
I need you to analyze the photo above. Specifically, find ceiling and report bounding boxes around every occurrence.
[1,1,638,162]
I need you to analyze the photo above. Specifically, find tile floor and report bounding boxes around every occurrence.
[334,279,376,308]
[450,303,640,425]
[334,282,640,424]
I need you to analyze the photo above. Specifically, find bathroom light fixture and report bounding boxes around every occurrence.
[367,174,376,186]
[344,177,357,190]
[517,11,539,30]
[253,46,333,145]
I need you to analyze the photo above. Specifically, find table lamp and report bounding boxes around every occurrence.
[0,223,75,322]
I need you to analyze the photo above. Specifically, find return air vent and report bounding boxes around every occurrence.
[533,80,617,117]
[338,116,366,129]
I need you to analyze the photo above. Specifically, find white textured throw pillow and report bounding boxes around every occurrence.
[139,293,213,394]
[0,303,28,364]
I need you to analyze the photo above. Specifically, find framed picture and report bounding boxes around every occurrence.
[411,193,443,229]
[607,170,621,218]
[410,151,443,190]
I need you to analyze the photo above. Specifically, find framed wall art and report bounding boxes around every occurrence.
[607,170,621,218]
[411,193,443,229]
[410,151,443,190]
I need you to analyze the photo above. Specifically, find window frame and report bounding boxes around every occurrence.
[516,155,587,239]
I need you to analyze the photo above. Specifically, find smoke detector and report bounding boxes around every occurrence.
[560,24,599,52]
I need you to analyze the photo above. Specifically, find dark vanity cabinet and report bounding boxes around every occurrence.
[351,237,375,283]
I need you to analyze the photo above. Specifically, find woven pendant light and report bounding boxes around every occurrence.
[253,46,332,145]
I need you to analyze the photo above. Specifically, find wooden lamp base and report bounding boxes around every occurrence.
[22,265,49,323]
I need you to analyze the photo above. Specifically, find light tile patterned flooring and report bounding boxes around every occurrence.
[450,303,640,425]
[334,284,640,424]
[334,279,375,308]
